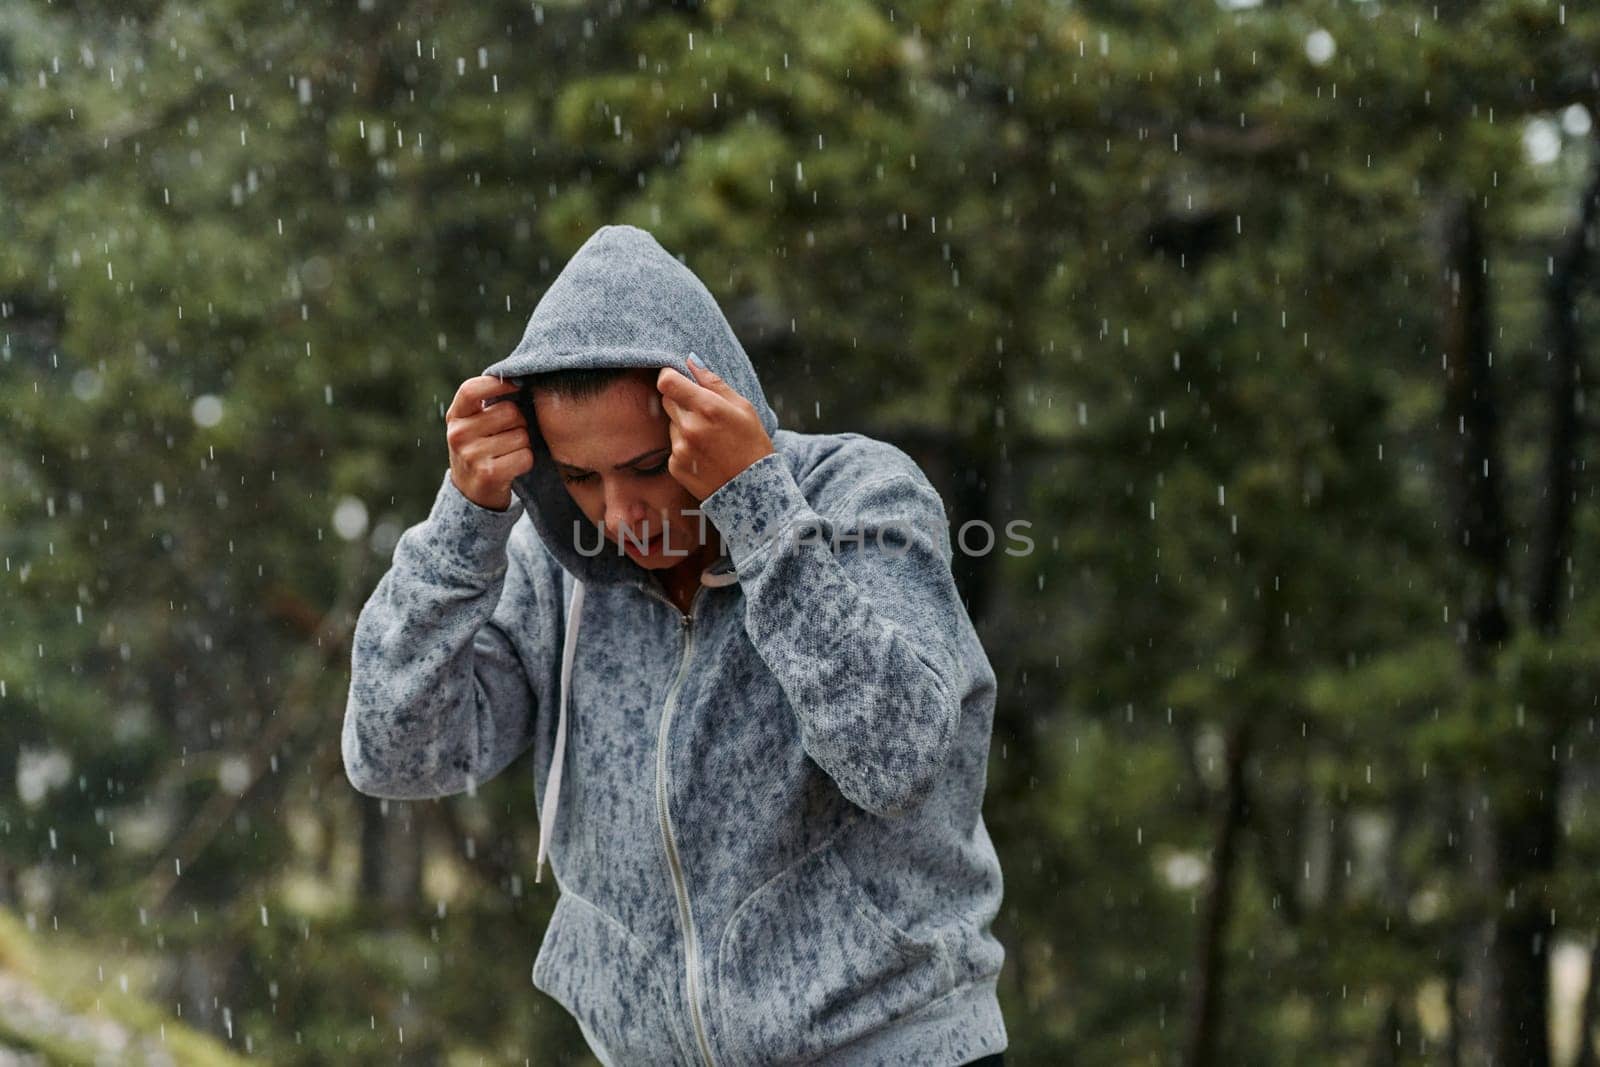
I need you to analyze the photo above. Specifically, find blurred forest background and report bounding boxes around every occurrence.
[4,0,1600,1063]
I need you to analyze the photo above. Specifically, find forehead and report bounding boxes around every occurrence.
[533,374,667,467]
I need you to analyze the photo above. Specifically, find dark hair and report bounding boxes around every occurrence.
[522,365,654,402]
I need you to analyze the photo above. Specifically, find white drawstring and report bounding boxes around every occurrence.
[536,578,585,884]
[700,559,738,587]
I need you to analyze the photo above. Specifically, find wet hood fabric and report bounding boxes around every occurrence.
[481,223,780,595]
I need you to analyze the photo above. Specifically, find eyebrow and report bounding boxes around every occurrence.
[553,446,670,474]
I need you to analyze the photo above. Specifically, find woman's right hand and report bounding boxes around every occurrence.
[446,376,534,512]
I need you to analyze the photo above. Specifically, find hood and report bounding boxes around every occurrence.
[482,223,782,596]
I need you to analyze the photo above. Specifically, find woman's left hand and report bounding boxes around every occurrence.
[656,356,775,500]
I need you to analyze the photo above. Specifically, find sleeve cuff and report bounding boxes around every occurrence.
[421,469,526,578]
[697,452,817,571]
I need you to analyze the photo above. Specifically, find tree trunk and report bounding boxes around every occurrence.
[1183,721,1251,1067]
[1435,150,1600,1062]
[359,796,423,919]
[1574,939,1600,1067]
[1495,137,1600,1067]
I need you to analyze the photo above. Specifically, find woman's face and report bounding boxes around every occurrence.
[532,370,709,570]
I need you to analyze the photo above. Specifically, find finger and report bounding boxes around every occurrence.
[449,375,522,419]
[478,448,532,483]
[478,390,521,411]
[685,355,736,397]
[659,391,688,423]
[667,419,697,470]
[480,424,533,460]
[666,446,694,493]
[460,429,527,468]
[451,400,526,444]
[656,365,693,398]
[480,395,527,428]
[666,420,689,474]
[475,375,525,412]
[656,366,712,411]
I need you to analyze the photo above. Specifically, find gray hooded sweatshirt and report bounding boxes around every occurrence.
[341,224,1007,1066]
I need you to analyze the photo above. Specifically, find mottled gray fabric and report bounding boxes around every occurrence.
[342,224,1007,1066]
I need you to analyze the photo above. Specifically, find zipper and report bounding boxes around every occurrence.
[655,583,718,1067]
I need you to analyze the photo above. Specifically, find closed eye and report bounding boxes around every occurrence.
[561,459,669,485]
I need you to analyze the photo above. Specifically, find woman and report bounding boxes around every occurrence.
[342,224,1007,1066]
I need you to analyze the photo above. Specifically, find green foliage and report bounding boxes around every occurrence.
[5,0,1600,1063]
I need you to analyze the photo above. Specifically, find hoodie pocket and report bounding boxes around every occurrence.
[714,842,954,1064]
[533,891,685,1066]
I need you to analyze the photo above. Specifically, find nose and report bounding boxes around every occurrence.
[603,485,656,544]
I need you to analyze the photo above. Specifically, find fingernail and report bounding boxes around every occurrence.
[687,352,706,372]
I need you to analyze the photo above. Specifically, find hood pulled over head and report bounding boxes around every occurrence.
[481,223,781,591]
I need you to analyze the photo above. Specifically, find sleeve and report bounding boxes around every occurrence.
[341,469,549,800]
[696,450,971,819]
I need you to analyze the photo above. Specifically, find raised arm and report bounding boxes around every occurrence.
[697,447,980,819]
[341,469,552,799]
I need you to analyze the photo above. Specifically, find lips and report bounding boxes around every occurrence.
[624,530,663,553]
